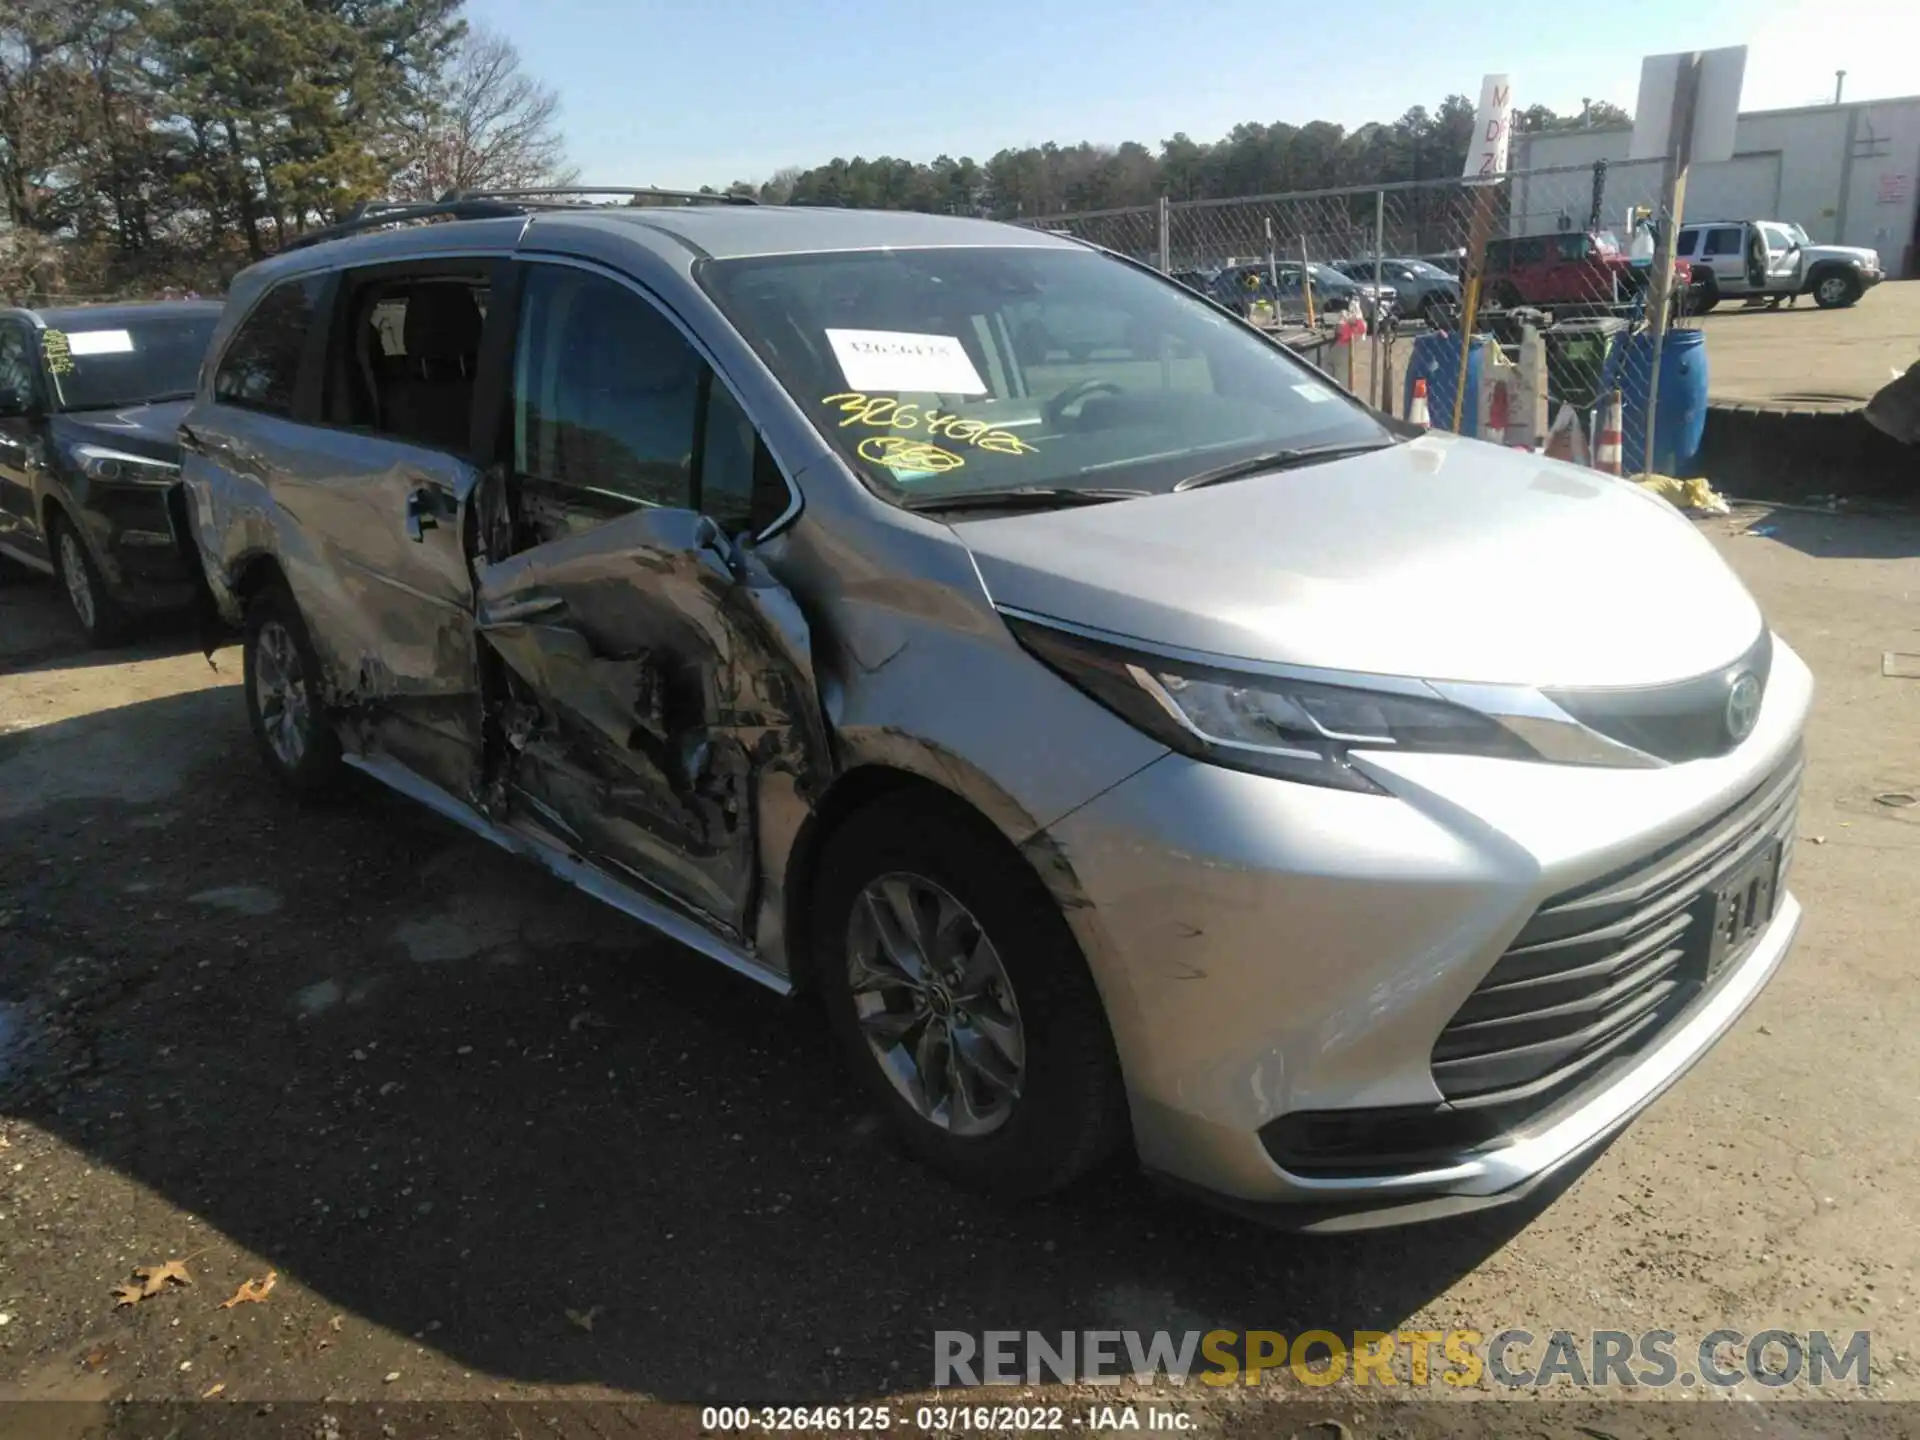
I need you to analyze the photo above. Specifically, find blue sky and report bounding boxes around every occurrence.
[466,0,1920,190]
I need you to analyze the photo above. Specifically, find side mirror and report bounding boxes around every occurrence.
[0,388,34,419]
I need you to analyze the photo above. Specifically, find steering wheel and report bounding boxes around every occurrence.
[1044,377,1125,430]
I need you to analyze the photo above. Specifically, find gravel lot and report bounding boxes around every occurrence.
[2,504,1918,1437]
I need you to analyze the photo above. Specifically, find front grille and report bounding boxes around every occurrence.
[1430,748,1802,1108]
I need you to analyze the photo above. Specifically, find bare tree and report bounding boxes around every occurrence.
[392,26,576,201]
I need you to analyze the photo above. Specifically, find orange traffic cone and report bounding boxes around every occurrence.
[1409,377,1431,429]
[1594,389,1624,475]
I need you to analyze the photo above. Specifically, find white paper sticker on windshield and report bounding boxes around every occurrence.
[824,329,987,395]
[65,329,135,356]
[1293,382,1335,403]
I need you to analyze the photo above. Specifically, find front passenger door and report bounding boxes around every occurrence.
[474,261,825,940]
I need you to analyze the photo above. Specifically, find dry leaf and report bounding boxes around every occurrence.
[202,1383,226,1399]
[327,1314,344,1332]
[136,1260,193,1296]
[565,1305,603,1333]
[111,1283,145,1309]
[219,1271,277,1309]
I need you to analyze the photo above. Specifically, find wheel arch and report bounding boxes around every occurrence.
[779,760,1092,999]
[227,550,290,609]
[1803,260,1859,296]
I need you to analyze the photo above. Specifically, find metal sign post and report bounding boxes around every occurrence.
[1452,74,1513,432]
[1641,52,1700,477]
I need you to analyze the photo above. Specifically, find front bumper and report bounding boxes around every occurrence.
[1043,637,1811,1228]
[72,480,201,612]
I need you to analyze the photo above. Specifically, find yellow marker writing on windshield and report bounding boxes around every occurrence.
[856,435,964,473]
[822,392,1038,456]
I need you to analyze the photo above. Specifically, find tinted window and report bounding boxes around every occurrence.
[40,310,220,412]
[330,273,490,452]
[215,279,321,415]
[1703,227,1744,256]
[701,247,1388,505]
[512,266,702,515]
[0,321,38,408]
[1676,229,1699,257]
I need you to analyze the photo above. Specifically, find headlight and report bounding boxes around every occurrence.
[1006,617,1537,794]
[71,444,180,485]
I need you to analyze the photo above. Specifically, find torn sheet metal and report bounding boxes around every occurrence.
[474,506,829,945]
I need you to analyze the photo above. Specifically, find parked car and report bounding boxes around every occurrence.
[1676,219,1884,310]
[1207,261,1386,321]
[1481,230,1696,313]
[1332,257,1461,325]
[0,299,223,643]
[183,195,1808,1227]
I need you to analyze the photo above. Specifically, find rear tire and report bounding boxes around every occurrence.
[813,791,1128,1197]
[243,581,342,799]
[48,512,128,648]
[1692,276,1720,314]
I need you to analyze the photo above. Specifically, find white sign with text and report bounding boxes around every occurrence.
[1464,74,1513,185]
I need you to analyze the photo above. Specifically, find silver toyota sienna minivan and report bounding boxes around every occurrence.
[182,192,1808,1229]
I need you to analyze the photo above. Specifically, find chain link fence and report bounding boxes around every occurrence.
[1025,159,1705,469]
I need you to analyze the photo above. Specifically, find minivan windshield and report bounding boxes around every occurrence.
[39,310,219,412]
[700,248,1392,506]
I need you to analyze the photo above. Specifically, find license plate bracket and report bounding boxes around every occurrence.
[1703,840,1783,980]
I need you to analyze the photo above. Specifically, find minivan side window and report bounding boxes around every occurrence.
[510,264,766,537]
[214,276,322,415]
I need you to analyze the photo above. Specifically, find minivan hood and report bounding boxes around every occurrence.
[49,399,191,464]
[958,434,1763,688]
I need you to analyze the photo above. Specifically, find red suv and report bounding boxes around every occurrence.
[1483,230,1693,310]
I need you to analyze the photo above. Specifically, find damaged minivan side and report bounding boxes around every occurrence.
[185,197,1807,1227]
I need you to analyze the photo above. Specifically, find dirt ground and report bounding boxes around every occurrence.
[1344,278,1917,420]
[2,504,1919,1438]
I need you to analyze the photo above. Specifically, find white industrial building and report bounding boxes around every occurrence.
[1511,94,1920,278]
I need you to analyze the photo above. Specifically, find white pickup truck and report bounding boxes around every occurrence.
[1677,219,1885,311]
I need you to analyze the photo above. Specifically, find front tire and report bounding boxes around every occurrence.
[49,513,127,647]
[813,792,1128,1196]
[1812,269,1860,308]
[244,581,342,798]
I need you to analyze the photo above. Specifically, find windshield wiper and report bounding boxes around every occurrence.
[1172,439,1401,491]
[902,485,1150,514]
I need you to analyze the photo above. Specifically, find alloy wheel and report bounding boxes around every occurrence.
[253,619,311,769]
[846,873,1026,1137]
[1817,276,1849,306]
[58,529,96,632]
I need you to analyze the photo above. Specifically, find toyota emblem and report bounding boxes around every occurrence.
[1725,671,1762,743]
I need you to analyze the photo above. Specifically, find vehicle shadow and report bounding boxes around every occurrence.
[1736,504,1920,560]
[0,571,209,675]
[1,689,1565,1403]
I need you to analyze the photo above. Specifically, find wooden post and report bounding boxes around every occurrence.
[1643,51,1702,476]
[1450,184,1499,432]
[1299,238,1315,327]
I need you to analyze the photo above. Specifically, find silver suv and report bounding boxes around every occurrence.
[182,191,1809,1228]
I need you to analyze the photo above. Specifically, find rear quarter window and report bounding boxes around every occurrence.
[214,276,324,415]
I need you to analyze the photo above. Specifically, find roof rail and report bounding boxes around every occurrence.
[282,197,531,252]
[441,186,760,207]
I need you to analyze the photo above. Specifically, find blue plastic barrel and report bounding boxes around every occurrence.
[1619,328,1709,475]
[1404,332,1487,437]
